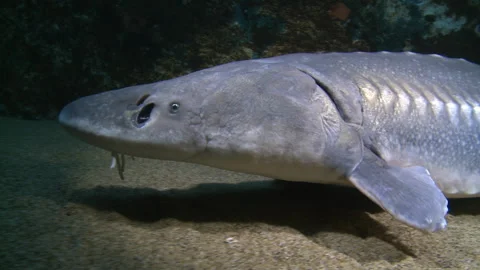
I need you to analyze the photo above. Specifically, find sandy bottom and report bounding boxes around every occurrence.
[1,117,479,269]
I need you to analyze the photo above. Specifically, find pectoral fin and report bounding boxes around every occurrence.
[348,149,448,232]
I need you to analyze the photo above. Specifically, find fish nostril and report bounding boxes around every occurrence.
[137,103,155,125]
[136,94,150,106]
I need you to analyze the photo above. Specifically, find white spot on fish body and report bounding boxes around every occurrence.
[446,102,459,126]
[355,76,378,103]
[460,104,473,126]
[474,106,480,122]
[380,86,396,112]
[429,96,444,118]
[396,89,411,114]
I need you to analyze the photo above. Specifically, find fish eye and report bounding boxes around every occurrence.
[169,102,180,114]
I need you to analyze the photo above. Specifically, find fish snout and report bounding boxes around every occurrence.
[58,98,83,131]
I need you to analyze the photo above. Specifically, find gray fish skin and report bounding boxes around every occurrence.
[58,52,480,232]
[274,52,480,198]
[357,53,480,198]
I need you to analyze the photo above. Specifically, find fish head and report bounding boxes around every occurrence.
[58,78,209,161]
[58,59,356,173]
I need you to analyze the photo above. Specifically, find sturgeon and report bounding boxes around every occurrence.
[58,52,480,232]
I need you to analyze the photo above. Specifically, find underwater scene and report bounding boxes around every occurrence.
[1,0,480,269]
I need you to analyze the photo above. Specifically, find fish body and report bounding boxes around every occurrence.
[59,52,480,232]
[270,52,480,198]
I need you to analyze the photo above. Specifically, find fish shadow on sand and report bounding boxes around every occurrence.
[70,179,479,263]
